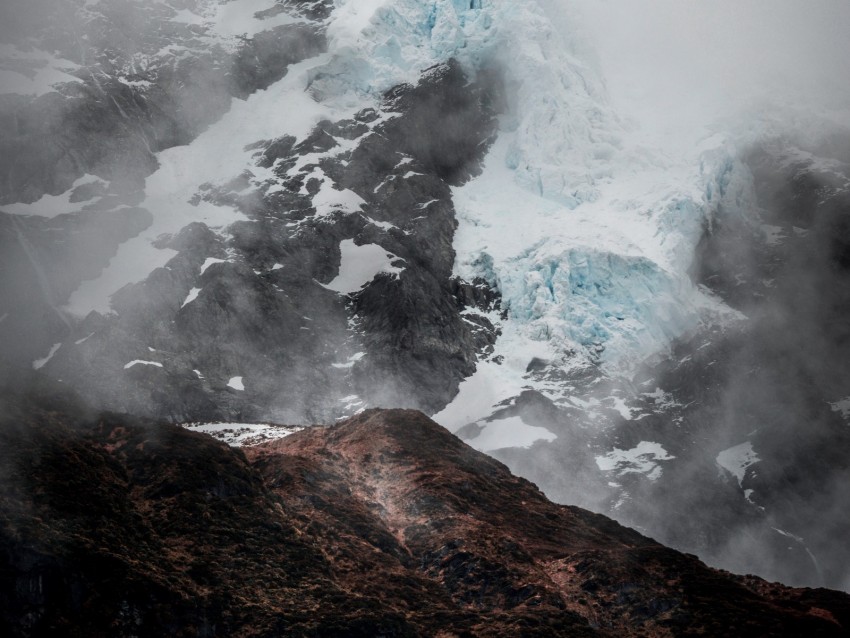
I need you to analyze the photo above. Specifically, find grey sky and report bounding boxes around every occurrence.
[572,0,850,135]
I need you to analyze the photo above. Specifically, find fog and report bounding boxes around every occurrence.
[572,0,850,140]
[2,0,850,596]
[532,0,850,591]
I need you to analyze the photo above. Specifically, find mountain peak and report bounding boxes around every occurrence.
[2,396,850,636]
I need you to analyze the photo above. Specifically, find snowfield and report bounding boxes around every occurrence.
[182,422,303,446]
[465,416,558,453]
[322,240,405,294]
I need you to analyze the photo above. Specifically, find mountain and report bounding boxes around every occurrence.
[2,394,849,637]
[1,0,849,596]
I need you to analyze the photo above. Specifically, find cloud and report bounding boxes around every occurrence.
[571,0,850,135]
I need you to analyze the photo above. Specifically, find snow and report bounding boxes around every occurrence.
[312,182,367,217]
[200,257,227,274]
[465,416,557,453]
[641,387,680,410]
[331,352,366,369]
[227,376,245,391]
[2,175,107,217]
[75,332,95,345]
[32,343,62,370]
[64,51,344,317]
[716,441,760,487]
[168,0,300,41]
[606,396,635,420]
[339,394,365,413]
[321,239,404,294]
[595,441,675,481]
[182,421,302,446]
[327,0,388,52]
[181,287,202,308]
[363,216,400,232]
[23,0,833,441]
[124,360,163,370]
[433,313,554,429]
[0,46,82,97]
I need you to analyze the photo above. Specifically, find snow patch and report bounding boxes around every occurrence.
[312,181,367,217]
[200,257,227,274]
[3,175,107,217]
[339,394,366,415]
[183,422,302,447]
[641,387,680,410]
[181,287,202,308]
[762,224,786,246]
[124,360,163,370]
[321,239,404,294]
[716,441,760,487]
[606,396,634,420]
[33,343,62,370]
[433,313,555,430]
[465,416,557,453]
[0,46,82,97]
[331,352,366,369]
[168,0,300,40]
[227,376,245,391]
[595,441,675,481]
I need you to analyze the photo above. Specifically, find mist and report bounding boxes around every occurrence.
[460,0,850,592]
[2,0,850,599]
[550,0,850,590]
[572,0,850,140]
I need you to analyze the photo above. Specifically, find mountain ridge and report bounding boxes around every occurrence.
[2,0,849,598]
[1,391,849,636]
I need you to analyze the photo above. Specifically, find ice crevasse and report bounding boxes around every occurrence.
[323,0,749,376]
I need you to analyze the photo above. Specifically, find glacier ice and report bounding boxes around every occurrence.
[321,0,621,206]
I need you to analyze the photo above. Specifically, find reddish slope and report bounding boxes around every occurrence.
[249,409,850,637]
[0,396,848,637]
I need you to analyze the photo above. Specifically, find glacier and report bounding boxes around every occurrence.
[17,0,842,428]
[42,0,742,370]
[4,0,850,595]
[317,0,743,385]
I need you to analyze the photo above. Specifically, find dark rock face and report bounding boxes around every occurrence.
[0,1,327,206]
[14,54,502,423]
[2,397,849,637]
